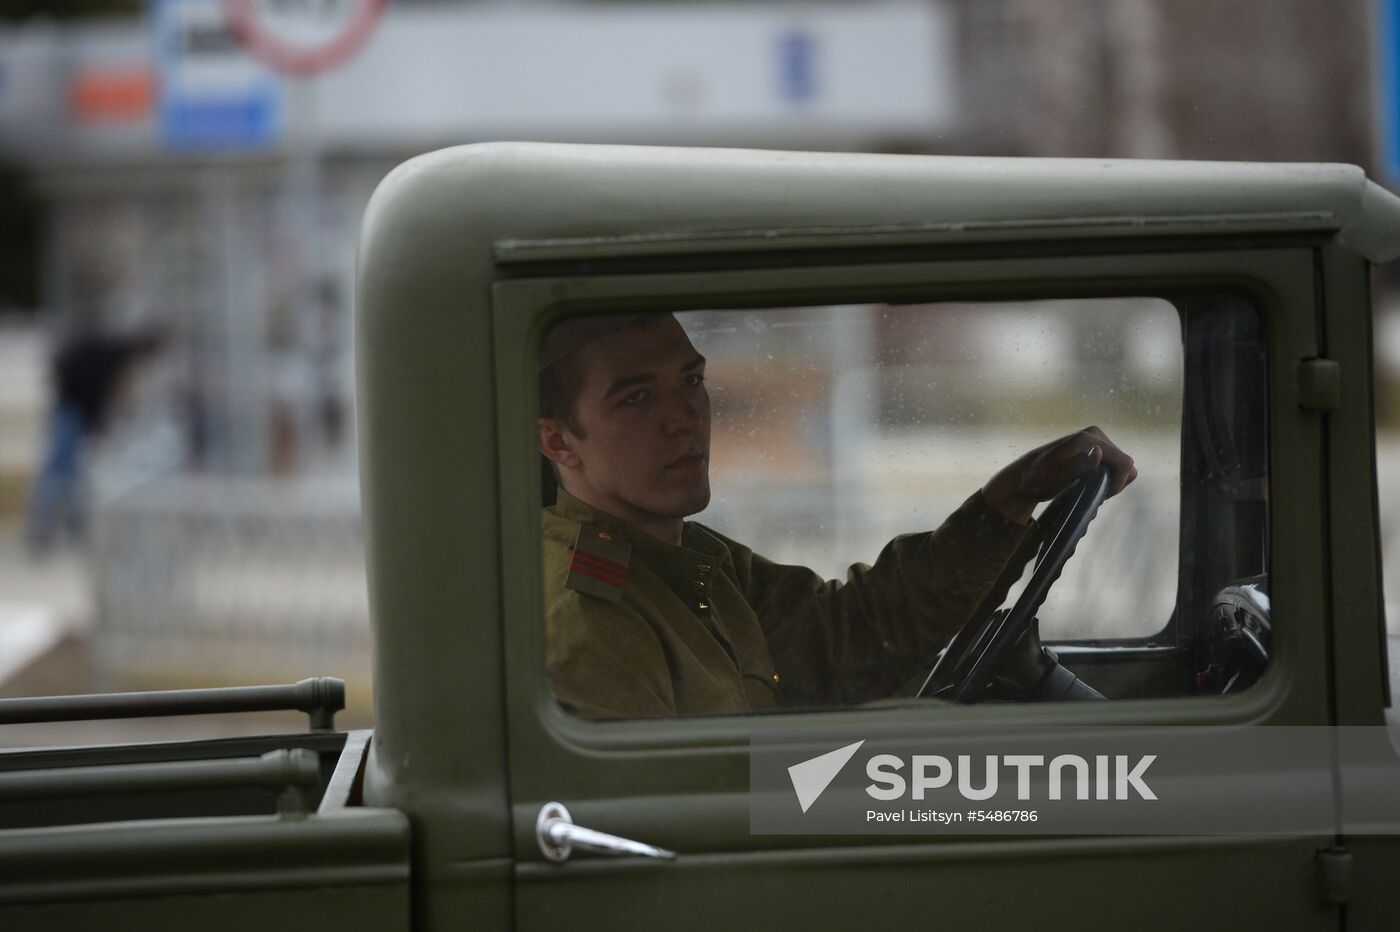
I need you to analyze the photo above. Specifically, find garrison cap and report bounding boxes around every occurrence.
[540,313,652,370]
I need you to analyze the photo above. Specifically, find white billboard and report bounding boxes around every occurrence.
[311,2,955,149]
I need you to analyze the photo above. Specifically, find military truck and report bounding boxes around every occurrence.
[3,143,1400,929]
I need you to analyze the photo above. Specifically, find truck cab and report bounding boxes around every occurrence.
[357,144,1399,929]
[5,143,1400,929]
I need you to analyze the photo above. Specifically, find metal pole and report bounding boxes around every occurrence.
[0,676,345,731]
[0,748,322,817]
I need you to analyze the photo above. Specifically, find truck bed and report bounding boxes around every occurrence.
[0,683,411,930]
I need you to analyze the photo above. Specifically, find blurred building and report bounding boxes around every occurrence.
[0,0,1378,480]
[0,1,960,480]
[960,0,1373,164]
[0,0,1384,698]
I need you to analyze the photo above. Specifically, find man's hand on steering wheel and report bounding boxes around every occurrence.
[981,426,1138,525]
[915,427,1136,704]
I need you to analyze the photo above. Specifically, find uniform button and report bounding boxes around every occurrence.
[696,563,712,574]
[691,579,707,590]
[771,671,781,683]
[597,531,614,541]
[697,599,711,610]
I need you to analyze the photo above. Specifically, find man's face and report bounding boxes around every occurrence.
[545,315,711,528]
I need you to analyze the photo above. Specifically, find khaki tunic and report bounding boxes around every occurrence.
[542,488,1036,718]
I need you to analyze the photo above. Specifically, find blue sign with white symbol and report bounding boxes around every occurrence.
[776,29,817,106]
[1381,0,1400,183]
[153,0,282,151]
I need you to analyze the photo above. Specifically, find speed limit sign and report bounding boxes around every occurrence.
[222,0,386,76]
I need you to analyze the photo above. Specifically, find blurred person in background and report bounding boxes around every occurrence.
[24,324,166,554]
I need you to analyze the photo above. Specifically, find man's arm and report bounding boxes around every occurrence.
[729,427,1137,707]
[718,490,1037,706]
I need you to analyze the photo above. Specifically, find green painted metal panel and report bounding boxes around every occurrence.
[352,143,1397,928]
[3,884,408,932]
[0,808,409,905]
[365,143,1400,266]
[514,837,1334,931]
[1318,245,1390,724]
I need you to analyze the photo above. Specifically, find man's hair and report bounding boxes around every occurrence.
[539,351,585,435]
[539,314,667,504]
[538,313,667,436]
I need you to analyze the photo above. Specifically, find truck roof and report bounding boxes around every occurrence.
[364,142,1400,265]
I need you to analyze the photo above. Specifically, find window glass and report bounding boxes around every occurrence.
[537,296,1266,718]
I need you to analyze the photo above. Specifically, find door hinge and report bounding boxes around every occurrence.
[1318,846,1353,905]
[1296,357,1341,412]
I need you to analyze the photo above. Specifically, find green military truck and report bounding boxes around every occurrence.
[3,143,1400,929]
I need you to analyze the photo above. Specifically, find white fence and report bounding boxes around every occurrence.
[90,462,1400,693]
[92,477,370,690]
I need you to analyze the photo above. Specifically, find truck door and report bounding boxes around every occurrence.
[495,246,1342,930]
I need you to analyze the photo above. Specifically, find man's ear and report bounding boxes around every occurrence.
[538,418,581,469]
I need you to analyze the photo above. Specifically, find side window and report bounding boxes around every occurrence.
[537,296,1267,718]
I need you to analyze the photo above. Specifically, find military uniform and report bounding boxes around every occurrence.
[543,488,1038,718]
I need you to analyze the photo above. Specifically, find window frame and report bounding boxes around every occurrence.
[494,246,1327,803]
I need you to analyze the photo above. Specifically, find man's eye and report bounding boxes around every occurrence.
[622,389,649,404]
[683,374,706,387]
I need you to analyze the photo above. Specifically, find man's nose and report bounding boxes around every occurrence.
[661,391,702,434]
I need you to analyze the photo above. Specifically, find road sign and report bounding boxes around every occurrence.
[153,0,282,151]
[222,0,385,76]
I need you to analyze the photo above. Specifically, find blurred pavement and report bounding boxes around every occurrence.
[0,517,91,693]
[0,516,372,748]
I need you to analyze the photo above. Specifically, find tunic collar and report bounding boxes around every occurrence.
[552,488,732,583]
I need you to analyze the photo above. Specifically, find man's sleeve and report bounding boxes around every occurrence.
[727,490,1039,706]
[546,590,678,719]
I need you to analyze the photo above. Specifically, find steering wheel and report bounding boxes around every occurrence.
[915,465,1111,703]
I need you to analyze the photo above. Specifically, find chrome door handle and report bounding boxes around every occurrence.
[535,801,677,864]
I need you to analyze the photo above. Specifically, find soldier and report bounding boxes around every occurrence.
[538,313,1136,718]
